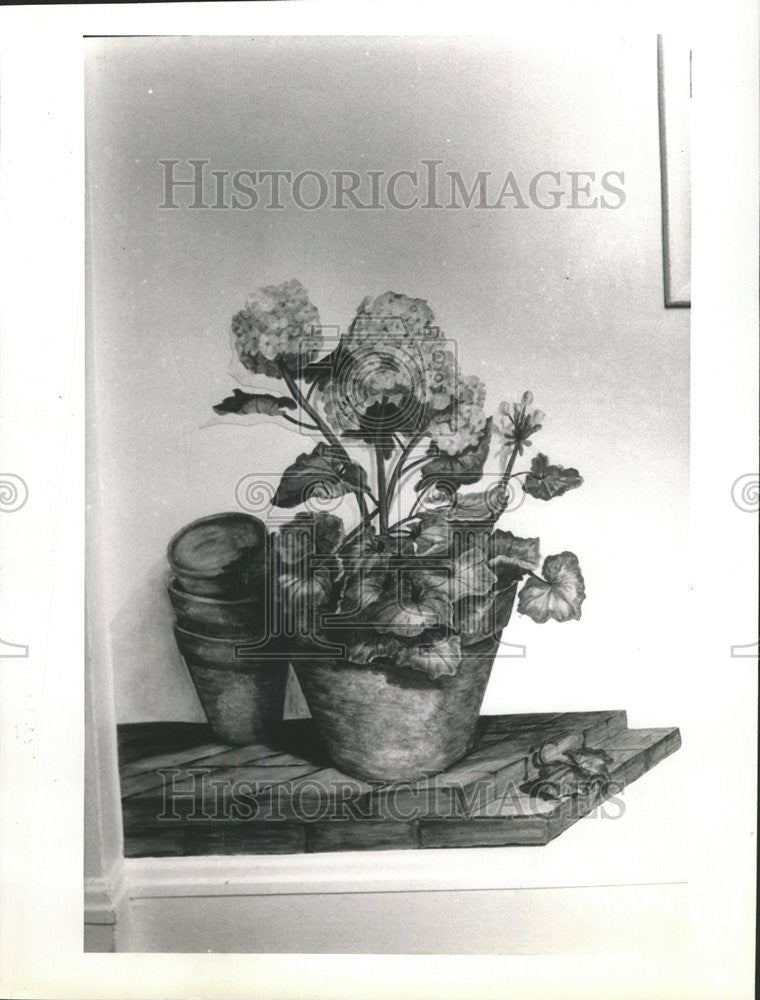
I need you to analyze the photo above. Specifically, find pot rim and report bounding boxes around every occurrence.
[173,622,275,647]
[167,511,267,578]
[167,575,263,607]
[291,630,501,669]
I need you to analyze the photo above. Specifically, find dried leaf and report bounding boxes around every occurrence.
[213,388,297,417]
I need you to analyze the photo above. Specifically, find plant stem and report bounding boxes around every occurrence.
[281,413,319,431]
[502,443,521,482]
[279,363,371,526]
[339,508,380,552]
[305,379,320,404]
[280,365,345,453]
[375,444,389,535]
[386,430,425,505]
[396,454,430,478]
[493,442,522,520]
[407,491,425,520]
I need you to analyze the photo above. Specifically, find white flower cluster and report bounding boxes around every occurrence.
[429,405,487,455]
[345,293,475,420]
[422,344,459,412]
[231,278,323,378]
[318,291,488,455]
[495,391,545,459]
[428,372,488,454]
[351,291,439,344]
[320,292,440,432]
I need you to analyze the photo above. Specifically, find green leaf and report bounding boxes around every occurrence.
[523,453,583,501]
[517,551,586,623]
[337,553,391,617]
[212,388,297,417]
[397,635,462,679]
[370,591,453,637]
[301,341,348,389]
[458,581,518,646]
[416,418,492,491]
[343,400,420,458]
[278,566,336,633]
[277,515,345,627]
[340,525,380,559]
[489,530,540,576]
[343,631,401,666]
[279,567,334,608]
[309,511,344,554]
[273,443,370,508]
[447,484,507,523]
[455,593,494,637]
[415,482,457,514]
[411,513,452,557]
[420,545,496,604]
[278,512,344,568]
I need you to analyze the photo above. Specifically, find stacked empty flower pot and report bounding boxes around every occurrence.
[167,512,287,746]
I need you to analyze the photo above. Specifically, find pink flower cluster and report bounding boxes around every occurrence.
[231,278,323,378]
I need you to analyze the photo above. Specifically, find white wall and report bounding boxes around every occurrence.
[86,34,689,727]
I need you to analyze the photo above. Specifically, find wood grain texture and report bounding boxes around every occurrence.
[117,713,680,857]
[186,821,306,856]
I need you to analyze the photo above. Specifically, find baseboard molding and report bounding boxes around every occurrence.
[85,858,126,926]
[84,921,118,953]
[123,882,688,954]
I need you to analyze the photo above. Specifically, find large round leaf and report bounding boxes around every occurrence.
[273,442,369,508]
[523,453,583,501]
[415,418,492,491]
[397,635,463,679]
[517,552,586,623]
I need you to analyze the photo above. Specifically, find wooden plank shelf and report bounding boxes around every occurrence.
[117,712,681,857]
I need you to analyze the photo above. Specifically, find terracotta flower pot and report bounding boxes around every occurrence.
[173,625,286,746]
[167,576,264,638]
[290,634,502,782]
[167,511,267,599]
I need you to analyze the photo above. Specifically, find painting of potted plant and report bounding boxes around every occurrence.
[174,278,586,781]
